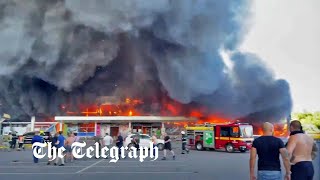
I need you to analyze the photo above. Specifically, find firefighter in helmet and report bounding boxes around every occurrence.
[181,131,189,154]
[40,130,45,136]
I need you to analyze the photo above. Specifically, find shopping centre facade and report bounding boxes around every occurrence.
[54,116,198,137]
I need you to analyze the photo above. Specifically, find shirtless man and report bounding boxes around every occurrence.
[286,120,318,180]
[250,122,291,180]
[65,132,75,162]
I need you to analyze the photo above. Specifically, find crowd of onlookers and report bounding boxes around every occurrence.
[0,132,25,151]
[28,130,189,165]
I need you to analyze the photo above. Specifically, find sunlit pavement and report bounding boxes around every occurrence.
[0,142,318,180]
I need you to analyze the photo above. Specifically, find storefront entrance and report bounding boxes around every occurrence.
[110,127,119,137]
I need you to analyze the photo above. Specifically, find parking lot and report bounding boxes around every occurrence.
[0,142,319,180]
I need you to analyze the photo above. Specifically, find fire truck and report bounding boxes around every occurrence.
[186,122,254,153]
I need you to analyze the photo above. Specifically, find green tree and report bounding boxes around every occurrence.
[292,112,320,130]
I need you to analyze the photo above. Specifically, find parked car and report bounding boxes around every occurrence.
[124,134,164,151]
[23,131,51,144]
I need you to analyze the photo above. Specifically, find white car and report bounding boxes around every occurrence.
[124,134,165,151]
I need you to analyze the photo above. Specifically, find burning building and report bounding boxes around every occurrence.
[0,0,292,136]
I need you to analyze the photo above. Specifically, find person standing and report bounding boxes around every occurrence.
[55,131,65,166]
[181,131,189,154]
[73,132,80,160]
[8,132,13,151]
[73,132,80,143]
[10,133,17,150]
[47,133,58,165]
[286,120,318,180]
[162,132,175,160]
[65,132,75,162]
[93,135,102,159]
[17,135,24,150]
[31,131,44,163]
[103,133,113,148]
[151,133,157,155]
[249,122,291,180]
[132,134,140,149]
[116,133,124,158]
[103,133,113,159]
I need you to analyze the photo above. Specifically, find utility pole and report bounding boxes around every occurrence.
[31,116,35,131]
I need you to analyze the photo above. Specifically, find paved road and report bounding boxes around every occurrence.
[0,142,319,180]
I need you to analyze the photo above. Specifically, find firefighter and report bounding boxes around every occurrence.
[17,135,24,151]
[181,131,189,154]
[40,130,45,136]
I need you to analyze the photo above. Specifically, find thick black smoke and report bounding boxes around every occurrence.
[0,0,292,121]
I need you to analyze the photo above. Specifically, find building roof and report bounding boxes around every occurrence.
[54,116,198,123]
[1,122,57,125]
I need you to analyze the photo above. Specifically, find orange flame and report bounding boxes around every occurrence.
[255,123,288,137]
[60,95,288,137]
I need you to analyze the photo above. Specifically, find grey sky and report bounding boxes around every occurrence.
[241,0,320,112]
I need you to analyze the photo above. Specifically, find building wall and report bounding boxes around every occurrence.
[64,122,130,137]
[100,124,110,137]
[99,123,130,138]
[119,124,130,137]
[2,126,28,135]
[60,121,172,137]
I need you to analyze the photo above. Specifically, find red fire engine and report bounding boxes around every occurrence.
[186,122,254,152]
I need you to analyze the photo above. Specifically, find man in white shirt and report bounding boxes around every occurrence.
[103,133,113,159]
[103,133,113,146]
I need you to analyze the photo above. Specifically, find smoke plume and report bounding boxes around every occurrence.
[0,0,292,121]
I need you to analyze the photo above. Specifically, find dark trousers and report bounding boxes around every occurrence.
[182,142,188,152]
[291,161,314,180]
[18,143,23,149]
[117,144,123,157]
[10,141,16,149]
[33,147,39,163]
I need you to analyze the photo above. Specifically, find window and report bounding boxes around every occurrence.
[220,127,231,137]
[140,135,150,139]
[78,123,95,133]
[131,134,139,139]
[24,132,35,136]
[230,127,240,137]
[240,125,253,138]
